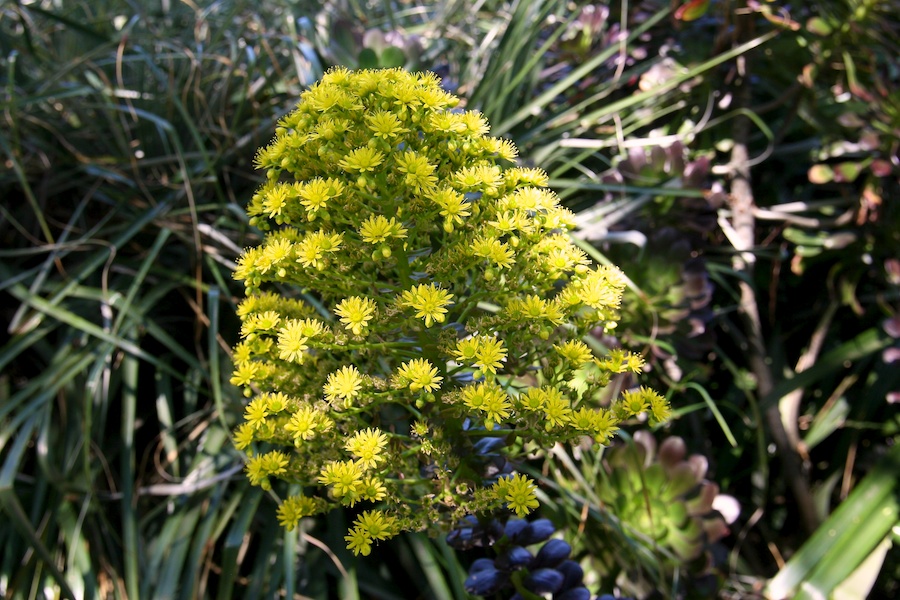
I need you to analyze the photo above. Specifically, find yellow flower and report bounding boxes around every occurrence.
[230,361,260,388]
[277,495,320,531]
[542,387,572,430]
[395,358,443,393]
[277,319,309,363]
[335,296,377,335]
[506,166,550,187]
[298,177,344,216]
[485,137,519,161]
[284,406,321,442]
[247,451,290,490]
[620,387,650,417]
[471,235,515,269]
[495,474,539,517]
[461,382,510,429]
[473,336,507,375]
[452,337,480,363]
[324,365,364,405]
[399,283,454,327]
[338,147,385,172]
[344,526,373,556]
[295,230,344,270]
[649,390,671,424]
[355,510,398,541]
[591,408,620,443]
[395,151,438,192]
[561,266,626,310]
[318,460,364,505]
[359,476,388,502]
[598,349,646,374]
[265,392,289,413]
[243,397,269,429]
[262,182,290,219]
[554,340,594,367]
[232,422,255,451]
[366,110,409,139]
[518,388,546,412]
[262,451,290,477]
[428,187,471,226]
[359,215,408,244]
[461,111,490,136]
[345,427,389,470]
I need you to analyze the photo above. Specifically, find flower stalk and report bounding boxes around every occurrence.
[230,67,669,555]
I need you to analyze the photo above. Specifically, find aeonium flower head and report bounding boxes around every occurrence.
[231,67,668,555]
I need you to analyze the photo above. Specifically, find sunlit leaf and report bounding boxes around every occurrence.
[675,0,710,21]
[808,163,834,183]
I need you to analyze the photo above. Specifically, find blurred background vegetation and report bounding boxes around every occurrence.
[1,0,898,598]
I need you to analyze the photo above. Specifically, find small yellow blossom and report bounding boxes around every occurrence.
[294,230,343,270]
[395,358,443,393]
[243,396,269,429]
[277,495,320,531]
[359,215,408,244]
[277,319,309,363]
[399,283,454,327]
[318,460,365,505]
[359,476,388,502]
[335,296,377,335]
[554,340,594,367]
[428,187,471,228]
[620,387,650,417]
[233,422,255,451]
[284,406,322,442]
[472,336,507,375]
[365,110,409,139]
[345,427,389,469]
[461,382,510,429]
[472,236,515,269]
[542,387,572,430]
[230,361,260,388]
[344,511,399,556]
[591,408,620,443]
[356,510,398,541]
[452,337,480,362]
[494,474,539,517]
[324,365,364,405]
[298,177,345,216]
[344,526,373,556]
[395,151,438,192]
[338,147,385,172]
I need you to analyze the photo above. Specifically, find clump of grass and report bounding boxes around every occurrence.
[0,1,328,598]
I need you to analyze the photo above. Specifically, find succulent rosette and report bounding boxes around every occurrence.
[589,431,739,596]
[230,67,669,555]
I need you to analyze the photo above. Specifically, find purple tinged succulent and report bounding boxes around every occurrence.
[593,430,739,589]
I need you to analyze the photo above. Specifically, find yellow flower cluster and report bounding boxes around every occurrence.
[230,67,670,555]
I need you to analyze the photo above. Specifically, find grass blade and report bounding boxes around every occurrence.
[766,442,900,599]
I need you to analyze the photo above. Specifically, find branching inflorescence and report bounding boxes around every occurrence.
[230,67,670,556]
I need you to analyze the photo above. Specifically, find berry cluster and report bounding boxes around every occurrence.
[453,517,589,600]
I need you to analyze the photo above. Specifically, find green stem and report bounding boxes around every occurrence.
[394,244,413,289]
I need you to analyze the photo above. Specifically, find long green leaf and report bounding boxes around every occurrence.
[766,442,900,599]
